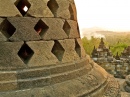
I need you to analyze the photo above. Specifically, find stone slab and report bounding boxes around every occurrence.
[0,42,26,69]
[76,38,86,58]
[66,20,80,38]
[0,71,17,81]
[7,17,41,41]
[27,0,54,17]
[56,0,77,20]
[0,89,32,97]
[41,18,68,40]
[0,0,22,17]
[0,18,8,41]
[58,39,80,63]
[50,62,75,74]
[56,0,70,19]
[27,41,58,67]
[0,82,18,91]
[17,68,50,79]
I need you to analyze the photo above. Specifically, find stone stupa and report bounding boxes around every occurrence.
[0,0,120,97]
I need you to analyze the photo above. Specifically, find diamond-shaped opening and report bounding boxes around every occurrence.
[15,0,31,16]
[63,21,71,36]
[69,4,74,20]
[18,43,34,64]
[34,20,49,36]
[75,39,81,57]
[47,0,59,17]
[51,40,65,61]
[0,19,16,38]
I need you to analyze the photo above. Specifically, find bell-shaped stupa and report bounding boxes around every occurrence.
[0,0,120,97]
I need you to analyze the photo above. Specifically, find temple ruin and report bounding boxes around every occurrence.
[0,0,128,97]
[92,38,130,79]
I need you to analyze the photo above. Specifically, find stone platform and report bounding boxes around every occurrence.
[0,56,120,97]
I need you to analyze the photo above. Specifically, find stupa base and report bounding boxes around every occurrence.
[0,56,120,97]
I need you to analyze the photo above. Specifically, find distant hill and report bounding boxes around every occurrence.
[96,31,130,45]
[81,27,130,56]
[81,27,106,39]
[81,27,130,45]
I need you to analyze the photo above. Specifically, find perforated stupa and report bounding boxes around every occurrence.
[0,0,120,97]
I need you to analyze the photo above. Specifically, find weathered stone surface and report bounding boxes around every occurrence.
[121,92,130,97]
[0,0,22,17]
[0,71,17,81]
[0,32,7,41]
[26,41,58,67]
[68,0,75,4]
[50,67,86,85]
[0,71,17,91]
[18,79,32,89]
[0,42,25,69]
[58,39,80,62]
[66,20,80,38]
[69,3,77,20]
[17,68,50,79]
[0,18,8,41]
[51,79,86,97]
[103,75,120,97]
[56,0,70,19]
[7,17,41,41]
[50,62,76,74]
[27,0,54,17]
[0,57,121,97]
[0,82,18,91]
[51,74,69,85]
[0,89,32,97]
[56,0,77,20]
[76,38,86,58]
[75,58,89,69]
[51,67,106,97]
[18,77,51,89]
[31,77,51,88]
[41,18,68,40]
[31,86,55,97]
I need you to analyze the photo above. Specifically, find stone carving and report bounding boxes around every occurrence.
[86,74,98,87]
[103,75,120,97]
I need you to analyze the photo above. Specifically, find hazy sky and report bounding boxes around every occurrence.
[74,0,130,31]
